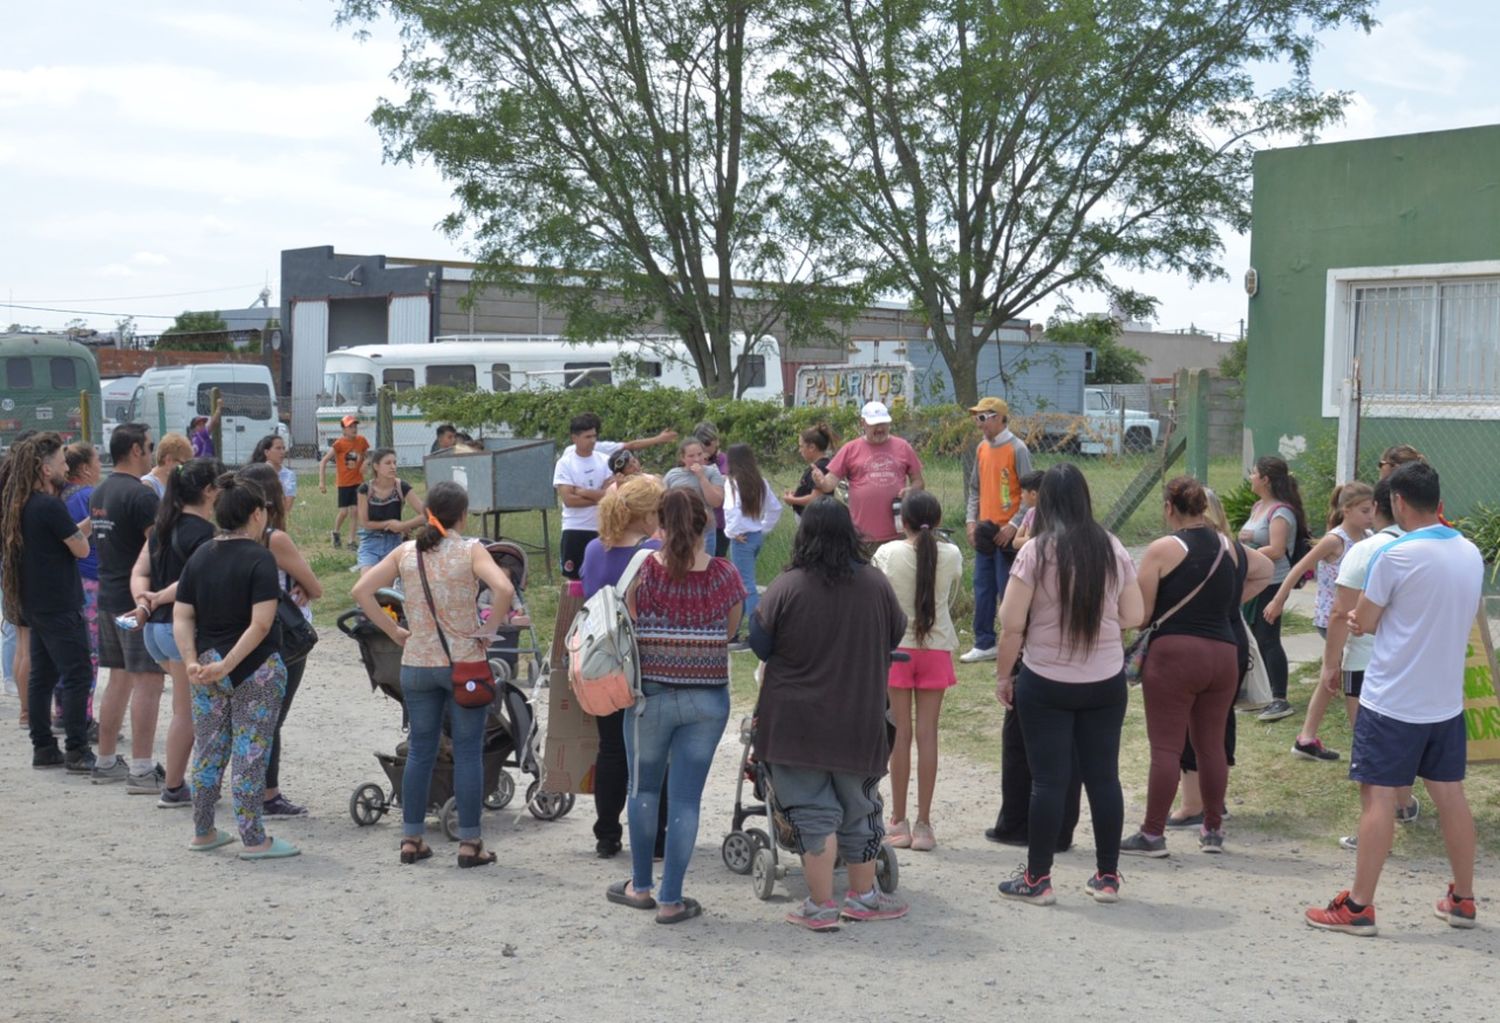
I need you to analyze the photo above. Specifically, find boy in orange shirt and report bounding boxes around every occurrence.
[318,415,370,548]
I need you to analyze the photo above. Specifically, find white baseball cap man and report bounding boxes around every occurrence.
[860,400,892,425]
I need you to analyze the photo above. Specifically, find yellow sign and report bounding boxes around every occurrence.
[1463,609,1500,763]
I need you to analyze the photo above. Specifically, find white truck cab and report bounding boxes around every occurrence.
[128,363,284,464]
[1082,387,1160,455]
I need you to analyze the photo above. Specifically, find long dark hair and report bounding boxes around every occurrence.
[237,463,287,533]
[1254,455,1309,547]
[725,443,765,520]
[156,458,224,540]
[250,434,281,463]
[417,481,467,552]
[0,432,65,621]
[900,490,943,644]
[658,487,708,579]
[789,496,862,585]
[1033,463,1116,657]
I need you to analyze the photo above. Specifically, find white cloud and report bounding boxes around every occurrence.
[96,263,136,279]
[1349,9,1471,97]
[130,251,169,266]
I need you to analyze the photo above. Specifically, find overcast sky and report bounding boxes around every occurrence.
[2,1,1497,341]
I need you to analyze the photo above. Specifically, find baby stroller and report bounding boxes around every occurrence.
[721,715,898,901]
[337,540,573,839]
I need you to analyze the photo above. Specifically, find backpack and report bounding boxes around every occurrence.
[564,546,654,716]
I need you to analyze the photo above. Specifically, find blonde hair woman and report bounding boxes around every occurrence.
[580,476,666,859]
[142,433,194,499]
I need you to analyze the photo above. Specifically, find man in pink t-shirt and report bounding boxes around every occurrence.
[812,401,925,545]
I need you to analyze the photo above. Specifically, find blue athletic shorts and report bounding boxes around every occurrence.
[1349,706,1466,787]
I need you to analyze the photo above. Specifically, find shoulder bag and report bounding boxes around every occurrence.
[417,546,496,709]
[1124,534,1227,685]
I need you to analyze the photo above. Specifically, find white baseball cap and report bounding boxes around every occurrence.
[861,400,892,425]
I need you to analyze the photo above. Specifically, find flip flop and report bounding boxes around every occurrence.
[239,837,301,860]
[606,879,656,910]
[655,897,703,925]
[187,830,236,852]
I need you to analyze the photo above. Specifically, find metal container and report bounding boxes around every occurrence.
[423,439,557,512]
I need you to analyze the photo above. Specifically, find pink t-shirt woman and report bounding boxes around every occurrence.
[1010,532,1138,682]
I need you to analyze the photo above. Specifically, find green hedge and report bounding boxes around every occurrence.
[405,382,977,468]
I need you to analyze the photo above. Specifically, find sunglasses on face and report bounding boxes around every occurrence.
[975,412,999,423]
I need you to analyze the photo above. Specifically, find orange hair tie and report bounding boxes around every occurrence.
[425,509,448,537]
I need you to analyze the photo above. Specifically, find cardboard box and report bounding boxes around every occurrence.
[541,590,598,794]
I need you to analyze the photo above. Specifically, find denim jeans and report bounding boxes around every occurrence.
[971,547,1014,650]
[143,622,182,664]
[27,609,93,753]
[357,529,404,568]
[623,682,731,904]
[728,531,764,627]
[400,665,487,841]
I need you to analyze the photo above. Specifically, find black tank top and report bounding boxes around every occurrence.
[1152,527,1245,647]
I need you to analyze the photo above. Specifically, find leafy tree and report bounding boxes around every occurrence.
[162,310,228,335]
[1046,316,1147,385]
[762,0,1373,406]
[339,0,866,398]
[1219,335,1248,381]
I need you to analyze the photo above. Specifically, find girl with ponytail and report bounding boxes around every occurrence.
[872,490,962,852]
[131,457,223,806]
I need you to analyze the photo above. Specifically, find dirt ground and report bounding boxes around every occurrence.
[1,637,1496,1023]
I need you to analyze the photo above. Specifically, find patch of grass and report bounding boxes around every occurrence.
[1280,608,1317,637]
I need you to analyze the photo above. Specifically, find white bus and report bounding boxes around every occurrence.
[317,335,782,465]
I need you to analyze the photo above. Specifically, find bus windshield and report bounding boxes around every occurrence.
[323,371,376,406]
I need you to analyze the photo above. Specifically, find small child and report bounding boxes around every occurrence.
[319,415,370,549]
[1007,470,1045,551]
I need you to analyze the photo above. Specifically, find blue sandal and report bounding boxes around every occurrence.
[239,837,301,860]
[187,830,236,852]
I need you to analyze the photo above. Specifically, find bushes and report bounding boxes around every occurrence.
[405,382,978,468]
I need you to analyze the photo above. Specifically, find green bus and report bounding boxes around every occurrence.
[0,334,103,453]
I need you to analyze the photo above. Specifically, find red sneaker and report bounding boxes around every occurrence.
[1434,884,1477,929]
[1305,890,1378,937]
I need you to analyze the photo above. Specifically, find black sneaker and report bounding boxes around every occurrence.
[158,784,193,809]
[1120,831,1169,858]
[998,866,1055,906]
[1199,829,1225,854]
[1257,699,1295,722]
[330,530,342,549]
[984,827,1028,847]
[64,748,98,774]
[1292,737,1341,761]
[263,794,308,818]
[595,839,623,859]
[32,746,65,769]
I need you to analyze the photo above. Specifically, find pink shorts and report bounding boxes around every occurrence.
[888,648,957,691]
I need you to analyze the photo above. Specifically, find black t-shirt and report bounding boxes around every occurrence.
[358,479,412,523]
[20,493,84,619]
[792,457,831,516]
[146,515,218,625]
[176,538,283,685]
[1152,528,1247,648]
[90,471,159,613]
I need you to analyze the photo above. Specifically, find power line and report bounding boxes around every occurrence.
[6,282,268,304]
[2,303,177,320]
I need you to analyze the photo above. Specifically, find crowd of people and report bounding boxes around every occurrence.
[0,401,1483,936]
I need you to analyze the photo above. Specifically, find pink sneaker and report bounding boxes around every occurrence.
[884,818,911,848]
[841,887,909,922]
[910,820,936,852]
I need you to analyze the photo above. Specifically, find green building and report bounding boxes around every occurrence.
[1245,124,1500,516]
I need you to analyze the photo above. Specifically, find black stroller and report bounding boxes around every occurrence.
[722,714,899,900]
[337,540,573,838]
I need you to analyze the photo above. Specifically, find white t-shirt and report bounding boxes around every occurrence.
[1333,525,1403,672]
[1361,524,1483,724]
[553,447,613,532]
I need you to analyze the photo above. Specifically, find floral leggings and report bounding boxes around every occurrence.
[191,650,287,847]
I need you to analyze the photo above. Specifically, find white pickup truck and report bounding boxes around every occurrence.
[1081,387,1160,455]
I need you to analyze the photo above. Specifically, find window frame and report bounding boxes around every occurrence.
[426,363,477,389]
[383,368,416,392]
[1322,261,1500,420]
[563,361,612,389]
[6,357,34,390]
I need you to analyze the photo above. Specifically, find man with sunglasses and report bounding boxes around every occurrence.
[961,397,1032,663]
[87,423,166,791]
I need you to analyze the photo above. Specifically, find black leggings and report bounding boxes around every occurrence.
[1015,667,1127,879]
[593,708,669,855]
[265,656,306,792]
[1244,583,1289,699]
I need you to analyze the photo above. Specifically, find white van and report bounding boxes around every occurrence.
[318,335,782,466]
[100,375,140,458]
[128,363,283,465]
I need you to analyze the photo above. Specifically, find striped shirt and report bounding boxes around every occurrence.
[634,555,746,686]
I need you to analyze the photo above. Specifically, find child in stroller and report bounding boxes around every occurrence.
[339,539,573,838]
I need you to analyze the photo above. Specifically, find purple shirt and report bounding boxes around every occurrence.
[580,537,662,599]
[190,428,213,458]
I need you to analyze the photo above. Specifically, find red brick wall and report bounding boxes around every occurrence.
[97,349,282,382]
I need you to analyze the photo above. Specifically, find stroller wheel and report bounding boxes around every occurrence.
[721,831,755,875]
[875,843,900,893]
[439,797,460,842]
[751,848,777,901]
[746,827,770,853]
[525,780,574,821]
[484,771,516,811]
[349,783,386,827]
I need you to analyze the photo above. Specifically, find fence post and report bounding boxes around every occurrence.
[78,389,92,445]
[1181,367,1210,482]
[156,392,168,440]
[210,386,224,460]
[1334,359,1360,483]
[377,387,395,449]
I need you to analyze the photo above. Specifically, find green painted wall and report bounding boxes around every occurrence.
[1245,124,1500,516]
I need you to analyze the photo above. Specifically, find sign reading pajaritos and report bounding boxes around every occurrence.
[796,363,914,409]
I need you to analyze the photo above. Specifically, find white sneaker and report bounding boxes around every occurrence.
[1338,835,1358,851]
[959,647,997,663]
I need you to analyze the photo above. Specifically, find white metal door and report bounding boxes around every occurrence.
[388,295,430,345]
[291,300,329,446]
